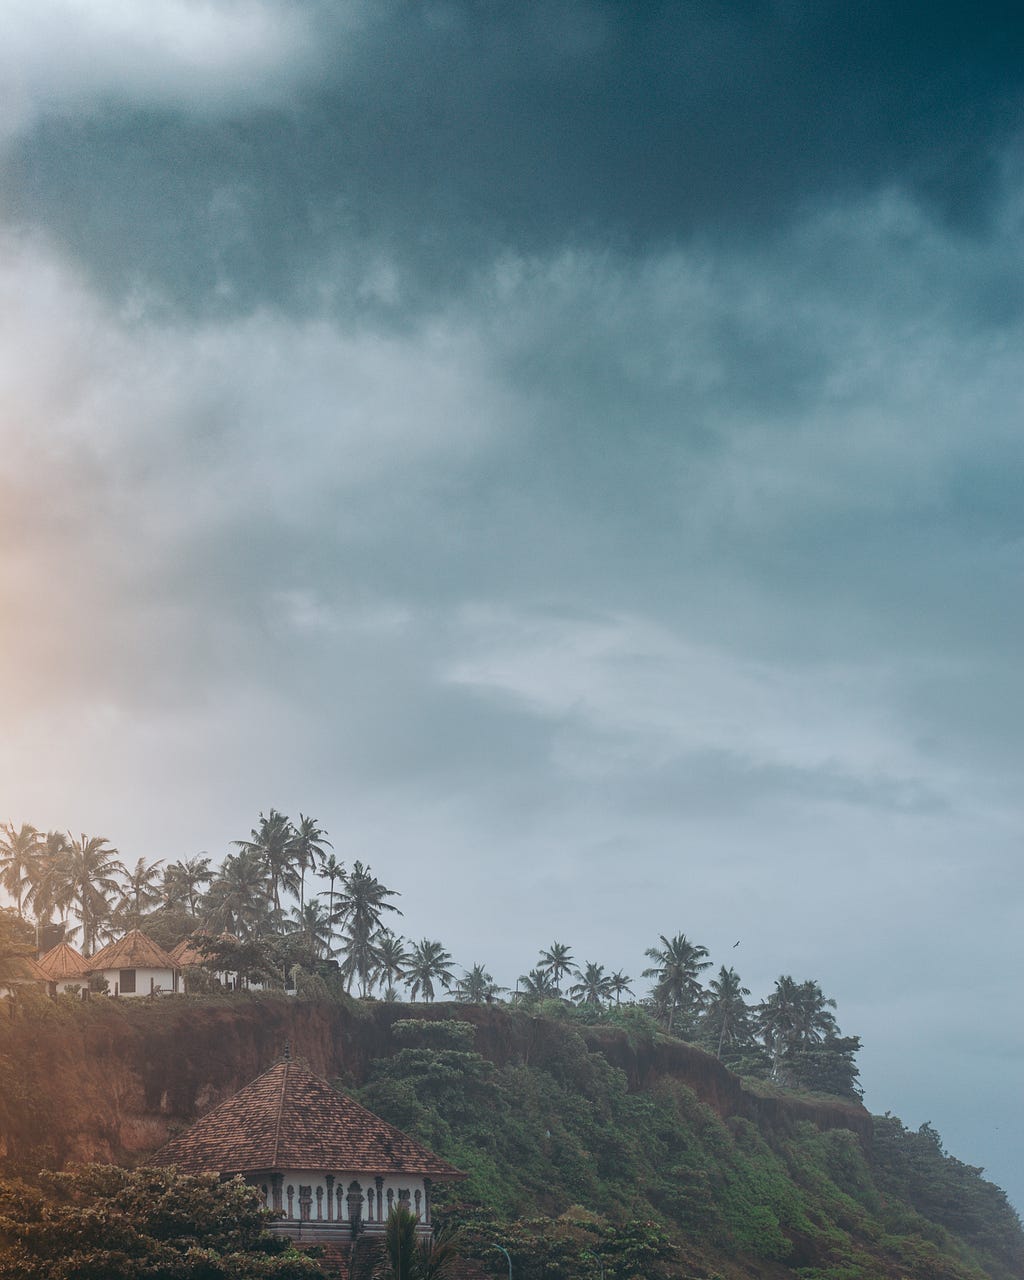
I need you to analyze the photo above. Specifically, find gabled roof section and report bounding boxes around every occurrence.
[168,937,204,967]
[152,1059,466,1180]
[169,932,241,967]
[37,940,90,980]
[1,954,49,984]
[88,929,176,970]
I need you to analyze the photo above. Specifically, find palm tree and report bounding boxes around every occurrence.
[609,970,633,1006]
[61,834,124,954]
[116,857,165,929]
[0,823,40,918]
[569,961,613,1009]
[454,963,505,1004]
[404,938,455,1002]
[232,810,297,912]
[162,855,212,917]
[370,930,409,994]
[201,849,274,940]
[378,1203,463,1280]
[334,860,401,996]
[317,853,346,956]
[285,900,334,964]
[538,941,575,996]
[292,814,331,914]
[703,966,752,1059]
[516,968,558,1002]
[642,932,711,1035]
[25,831,70,930]
[756,976,837,1080]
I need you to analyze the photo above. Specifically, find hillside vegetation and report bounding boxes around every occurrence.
[0,993,1020,1280]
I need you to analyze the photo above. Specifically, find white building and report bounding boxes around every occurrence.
[88,929,177,997]
[151,1056,465,1246]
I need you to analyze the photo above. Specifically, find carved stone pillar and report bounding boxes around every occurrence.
[375,1176,384,1223]
[316,1186,323,1221]
[423,1178,431,1225]
[325,1174,334,1222]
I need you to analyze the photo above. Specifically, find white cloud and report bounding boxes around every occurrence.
[0,0,343,143]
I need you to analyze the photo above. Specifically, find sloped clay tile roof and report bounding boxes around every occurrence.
[88,929,176,970]
[168,937,205,967]
[169,931,241,967]
[37,941,90,980]
[2,954,49,984]
[152,1060,466,1180]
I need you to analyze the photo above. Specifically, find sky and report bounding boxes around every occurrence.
[1,0,1023,1210]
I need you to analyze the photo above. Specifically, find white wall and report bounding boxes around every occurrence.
[253,1169,430,1225]
[98,966,175,996]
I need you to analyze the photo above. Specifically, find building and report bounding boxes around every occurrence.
[168,933,255,993]
[87,929,178,997]
[151,1056,465,1246]
[37,940,91,995]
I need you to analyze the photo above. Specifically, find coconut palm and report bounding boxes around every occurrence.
[334,861,401,996]
[569,961,613,1009]
[285,899,334,963]
[404,938,455,1002]
[609,970,633,1006]
[454,963,505,1004]
[61,834,124,954]
[232,810,297,912]
[756,975,837,1079]
[116,857,165,929]
[22,831,72,945]
[0,823,40,918]
[201,848,274,940]
[538,941,575,996]
[162,855,213,917]
[642,932,711,1035]
[370,930,409,994]
[317,853,346,957]
[516,968,558,1002]
[703,965,752,1059]
[292,814,331,914]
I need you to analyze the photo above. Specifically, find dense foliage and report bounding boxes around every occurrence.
[1,815,861,1100]
[353,1019,1023,1280]
[0,1166,326,1279]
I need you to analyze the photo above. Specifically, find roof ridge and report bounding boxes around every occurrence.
[271,1060,288,1167]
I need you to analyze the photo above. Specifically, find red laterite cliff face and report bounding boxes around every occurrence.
[0,995,869,1169]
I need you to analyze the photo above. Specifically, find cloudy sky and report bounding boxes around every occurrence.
[2,0,1023,1208]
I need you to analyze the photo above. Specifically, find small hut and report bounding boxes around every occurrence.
[88,929,177,997]
[37,940,91,995]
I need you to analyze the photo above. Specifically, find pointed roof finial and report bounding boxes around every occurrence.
[283,1040,291,1062]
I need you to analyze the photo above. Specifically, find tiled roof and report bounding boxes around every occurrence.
[37,941,90,980]
[169,932,241,967]
[1,954,49,984]
[168,937,205,966]
[88,929,176,970]
[152,1060,466,1180]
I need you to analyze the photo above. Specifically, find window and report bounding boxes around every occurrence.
[119,969,136,994]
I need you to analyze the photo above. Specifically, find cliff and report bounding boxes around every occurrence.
[1,993,1021,1280]
[0,994,865,1167]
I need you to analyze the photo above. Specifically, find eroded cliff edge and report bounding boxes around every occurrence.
[0,994,868,1168]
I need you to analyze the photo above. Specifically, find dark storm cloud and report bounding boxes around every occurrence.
[5,1,1024,314]
[4,0,1024,1214]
